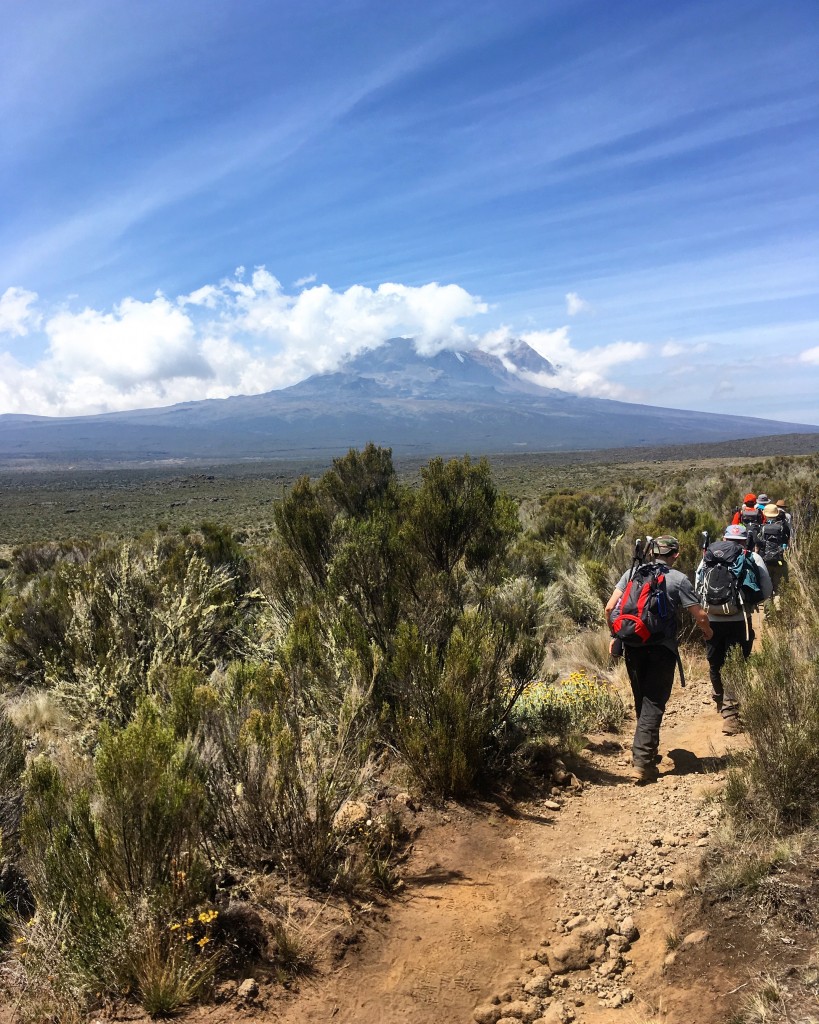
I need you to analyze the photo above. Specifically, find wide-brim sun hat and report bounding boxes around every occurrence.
[757,493,770,504]
[776,499,788,509]
[762,503,779,519]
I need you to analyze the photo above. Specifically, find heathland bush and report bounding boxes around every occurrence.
[15,703,214,1016]
[0,532,244,728]
[257,446,546,798]
[200,656,377,884]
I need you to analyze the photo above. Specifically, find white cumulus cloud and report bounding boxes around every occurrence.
[46,294,209,386]
[0,286,41,336]
[0,269,639,415]
[565,291,590,316]
[516,327,648,398]
[799,345,819,365]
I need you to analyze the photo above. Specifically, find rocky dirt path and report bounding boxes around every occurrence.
[253,679,742,1024]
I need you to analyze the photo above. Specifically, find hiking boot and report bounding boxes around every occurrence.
[626,764,658,784]
[721,715,743,736]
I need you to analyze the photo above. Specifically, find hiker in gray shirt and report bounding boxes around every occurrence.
[605,536,712,784]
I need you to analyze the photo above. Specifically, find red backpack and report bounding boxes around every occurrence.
[611,563,677,646]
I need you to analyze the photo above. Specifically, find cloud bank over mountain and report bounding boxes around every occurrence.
[0,271,653,417]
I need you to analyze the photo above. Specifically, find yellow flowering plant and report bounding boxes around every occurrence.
[509,669,626,740]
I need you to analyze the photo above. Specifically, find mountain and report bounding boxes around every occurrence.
[0,338,816,464]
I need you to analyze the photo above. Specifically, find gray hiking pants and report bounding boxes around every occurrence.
[623,645,677,769]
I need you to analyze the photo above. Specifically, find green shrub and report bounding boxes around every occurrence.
[17,706,213,1014]
[533,492,625,560]
[390,591,542,798]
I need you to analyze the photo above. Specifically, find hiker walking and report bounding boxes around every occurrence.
[732,493,763,548]
[695,524,772,735]
[759,502,791,595]
[732,493,761,529]
[605,536,713,784]
[775,498,793,538]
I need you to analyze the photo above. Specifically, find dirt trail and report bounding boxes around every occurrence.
[263,681,741,1024]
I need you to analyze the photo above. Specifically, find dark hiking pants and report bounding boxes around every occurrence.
[623,645,677,769]
[706,619,754,720]
[766,559,788,596]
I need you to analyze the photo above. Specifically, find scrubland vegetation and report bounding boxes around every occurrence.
[0,444,818,1020]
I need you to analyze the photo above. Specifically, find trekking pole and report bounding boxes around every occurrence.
[630,537,643,579]
[701,530,709,557]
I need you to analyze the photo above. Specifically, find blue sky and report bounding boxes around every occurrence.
[1,0,818,423]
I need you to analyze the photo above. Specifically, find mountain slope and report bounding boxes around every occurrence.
[0,339,815,463]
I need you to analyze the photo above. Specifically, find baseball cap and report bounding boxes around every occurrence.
[723,524,748,542]
[743,493,756,505]
[763,503,779,519]
[651,535,679,556]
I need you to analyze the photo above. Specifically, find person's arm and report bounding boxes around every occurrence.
[753,554,774,601]
[604,588,624,630]
[687,603,713,640]
[604,587,624,655]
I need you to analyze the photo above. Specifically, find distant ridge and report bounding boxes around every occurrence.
[0,338,816,465]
